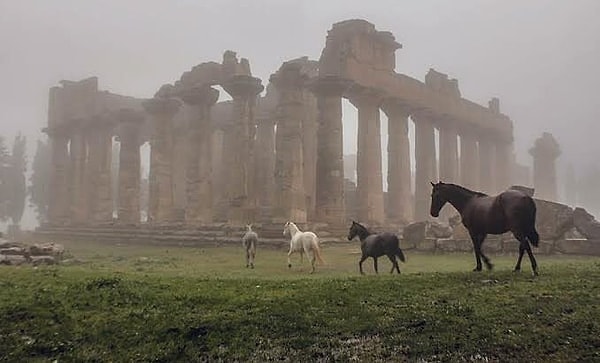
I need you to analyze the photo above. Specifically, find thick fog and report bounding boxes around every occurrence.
[1,0,599,226]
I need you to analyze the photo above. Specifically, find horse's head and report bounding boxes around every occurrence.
[348,221,360,241]
[430,181,448,218]
[246,224,253,232]
[283,222,289,237]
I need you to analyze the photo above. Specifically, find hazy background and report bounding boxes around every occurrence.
[1,0,599,227]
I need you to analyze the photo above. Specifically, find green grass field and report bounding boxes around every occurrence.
[1,240,599,362]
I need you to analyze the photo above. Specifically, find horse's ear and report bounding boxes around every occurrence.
[430,182,435,187]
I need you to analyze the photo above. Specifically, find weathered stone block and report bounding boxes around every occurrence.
[0,255,27,265]
[573,208,600,240]
[403,222,426,247]
[555,239,600,256]
[31,255,58,266]
[0,247,28,256]
[502,238,520,253]
[536,241,554,254]
[483,237,502,254]
[416,237,436,252]
[436,238,472,253]
[534,199,574,240]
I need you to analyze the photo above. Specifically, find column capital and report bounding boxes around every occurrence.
[346,85,385,109]
[381,99,411,118]
[307,76,352,97]
[142,97,182,117]
[179,86,219,107]
[270,63,309,91]
[529,132,561,159]
[222,75,264,98]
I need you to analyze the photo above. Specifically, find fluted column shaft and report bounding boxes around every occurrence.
[180,88,217,225]
[414,114,437,221]
[47,127,70,225]
[222,75,264,225]
[460,130,479,190]
[272,65,308,223]
[496,141,513,192]
[302,92,318,221]
[117,111,144,225]
[478,137,494,193]
[144,97,181,224]
[350,89,384,225]
[254,119,276,221]
[438,122,459,184]
[85,120,114,224]
[69,126,87,224]
[382,102,412,223]
[309,77,349,225]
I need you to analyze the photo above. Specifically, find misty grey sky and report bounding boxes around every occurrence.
[1,0,599,173]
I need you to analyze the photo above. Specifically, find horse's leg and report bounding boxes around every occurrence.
[470,233,484,272]
[387,254,399,274]
[525,243,539,276]
[287,249,294,269]
[250,245,255,269]
[309,250,316,274]
[359,254,368,275]
[373,257,379,274]
[478,235,493,270]
[514,242,525,272]
[245,248,250,268]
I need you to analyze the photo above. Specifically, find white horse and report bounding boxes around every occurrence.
[283,221,324,273]
[242,224,257,268]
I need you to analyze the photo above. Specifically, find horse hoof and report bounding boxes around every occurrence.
[532,271,539,277]
[472,268,482,272]
[513,268,521,273]
[250,264,254,269]
[288,264,292,269]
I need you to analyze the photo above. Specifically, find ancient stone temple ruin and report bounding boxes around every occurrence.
[41,20,516,241]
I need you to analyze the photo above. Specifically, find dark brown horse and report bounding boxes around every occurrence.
[430,182,539,275]
[347,221,406,274]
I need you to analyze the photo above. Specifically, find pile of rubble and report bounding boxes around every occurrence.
[0,238,65,266]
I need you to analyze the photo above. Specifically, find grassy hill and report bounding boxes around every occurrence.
[0,241,599,362]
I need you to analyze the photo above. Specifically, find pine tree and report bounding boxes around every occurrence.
[6,134,27,226]
[29,139,51,223]
[0,136,9,222]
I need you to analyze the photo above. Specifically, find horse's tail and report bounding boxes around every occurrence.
[313,239,325,265]
[528,229,540,248]
[527,198,540,247]
[394,235,406,262]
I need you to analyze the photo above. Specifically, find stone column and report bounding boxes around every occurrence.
[68,121,88,224]
[254,118,276,222]
[413,113,437,221]
[222,75,264,225]
[495,140,513,192]
[116,110,145,225]
[349,88,385,225]
[308,76,350,226]
[271,63,308,223]
[85,118,114,224]
[529,132,561,201]
[438,120,459,184]
[302,91,319,221]
[459,128,480,190]
[143,97,182,224]
[180,87,218,225]
[382,101,412,224]
[478,136,495,194]
[46,126,70,225]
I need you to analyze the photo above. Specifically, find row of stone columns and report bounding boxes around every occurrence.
[46,74,512,227]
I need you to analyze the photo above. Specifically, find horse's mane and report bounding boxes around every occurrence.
[442,183,488,197]
[354,222,374,235]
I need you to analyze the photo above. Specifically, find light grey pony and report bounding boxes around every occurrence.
[242,224,258,268]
